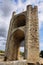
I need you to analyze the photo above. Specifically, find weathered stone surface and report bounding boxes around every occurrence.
[4,5,39,63]
[0,60,27,65]
[24,5,39,63]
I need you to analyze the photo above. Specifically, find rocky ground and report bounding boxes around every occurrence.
[0,54,43,64]
[39,58,43,64]
[0,56,4,61]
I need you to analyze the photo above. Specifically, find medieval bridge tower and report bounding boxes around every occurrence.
[4,5,39,63]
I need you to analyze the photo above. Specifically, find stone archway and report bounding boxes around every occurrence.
[12,29,25,60]
[10,14,26,60]
[4,14,26,61]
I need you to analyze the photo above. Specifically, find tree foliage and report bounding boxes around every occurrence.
[0,50,5,53]
[20,52,24,56]
[40,50,43,58]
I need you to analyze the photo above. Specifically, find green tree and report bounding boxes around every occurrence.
[40,50,43,58]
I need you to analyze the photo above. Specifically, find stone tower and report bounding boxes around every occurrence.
[4,5,39,63]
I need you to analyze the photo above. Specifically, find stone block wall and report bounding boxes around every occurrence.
[24,5,39,63]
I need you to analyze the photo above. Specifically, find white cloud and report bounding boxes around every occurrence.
[20,47,24,52]
[40,43,43,50]
[0,36,6,50]
[40,42,43,47]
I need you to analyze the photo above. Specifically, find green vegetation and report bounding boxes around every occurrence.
[20,52,24,57]
[0,50,5,53]
[40,50,43,58]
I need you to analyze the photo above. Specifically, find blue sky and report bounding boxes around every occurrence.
[0,0,43,51]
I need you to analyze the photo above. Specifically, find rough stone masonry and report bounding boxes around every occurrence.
[4,5,39,63]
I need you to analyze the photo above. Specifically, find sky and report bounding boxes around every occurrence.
[0,0,43,51]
